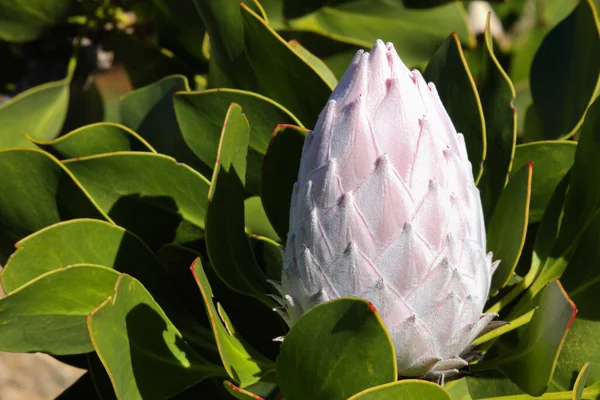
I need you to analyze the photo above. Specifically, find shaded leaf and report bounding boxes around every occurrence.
[529,0,600,139]
[511,141,576,223]
[63,152,210,251]
[424,32,486,182]
[88,274,224,400]
[120,75,206,172]
[0,0,72,42]
[261,124,308,240]
[476,16,517,223]
[288,39,338,87]
[205,103,273,305]
[476,281,577,396]
[487,163,532,293]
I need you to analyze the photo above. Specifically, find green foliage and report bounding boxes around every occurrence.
[0,0,598,398]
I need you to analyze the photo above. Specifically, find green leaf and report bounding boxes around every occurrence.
[276,298,396,400]
[288,39,338,87]
[107,32,196,89]
[476,16,517,223]
[0,0,72,42]
[205,103,273,305]
[0,265,119,354]
[173,88,301,196]
[120,75,206,172]
[191,258,276,387]
[261,124,308,240]
[550,211,600,390]
[1,219,160,293]
[63,152,210,250]
[0,219,216,352]
[476,281,577,396]
[244,196,280,242]
[195,0,332,126]
[88,274,224,400]
[277,30,364,79]
[27,122,155,159]
[554,97,600,260]
[223,381,265,400]
[529,0,600,139]
[487,163,532,293]
[0,60,73,149]
[149,0,208,65]
[284,0,475,68]
[574,362,591,400]
[424,32,486,182]
[0,149,108,250]
[348,380,451,400]
[511,141,576,223]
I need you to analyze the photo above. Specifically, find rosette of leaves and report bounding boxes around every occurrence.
[0,0,598,399]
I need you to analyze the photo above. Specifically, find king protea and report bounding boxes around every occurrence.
[277,39,498,381]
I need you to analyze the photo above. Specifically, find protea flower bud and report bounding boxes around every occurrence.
[279,40,498,381]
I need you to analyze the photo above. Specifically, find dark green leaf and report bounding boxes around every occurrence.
[283,0,475,68]
[288,39,338,87]
[0,149,107,251]
[245,196,280,242]
[191,258,276,387]
[476,17,517,223]
[511,141,576,223]
[487,163,532,293]
[205,103,273,305]
[0,265,119,354]
[28,122,155,159]
[261,124,307,240]
[476,281,577,396]
[107,32,196,89]
[348,380,451,400]
[0,0,72,42]
[195,0,332,126]
[277,298,396,400]
[0,61,73,149]
[120,75,206,172]
[424,32,486,182]
[173,88,301,196]
[529,0,600,139]
[63,152,210,250]
[88,274,224,400]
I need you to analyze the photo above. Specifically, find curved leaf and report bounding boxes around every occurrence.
[0,148,108,251]
[512,141,576,223]
[27,122,155,159]
[529,0,600,139]
[476,15,517,223]
[0,0,72,42]
[88,274,224,400]
[173,88,300,196]
[424,32,486,182]
[0,265,119,354]
[191,258,276,387]
[0,60,73,149]
[63,152,210,250]
[487,163,532,293]
[277,298,396,400]
[261,124,308,240]
[348,380,451,400]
